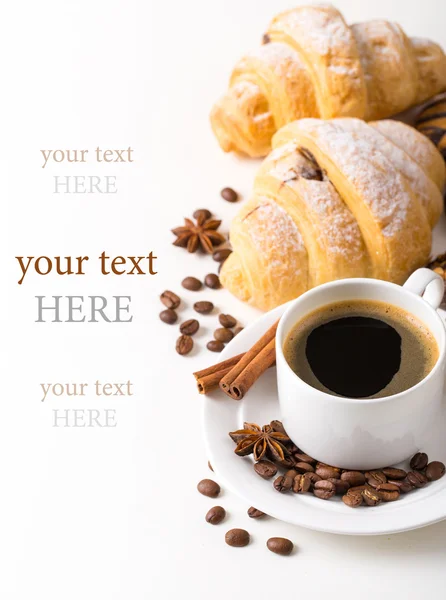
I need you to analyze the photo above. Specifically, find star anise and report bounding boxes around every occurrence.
[171,212,226,253]
[229,422,290,462]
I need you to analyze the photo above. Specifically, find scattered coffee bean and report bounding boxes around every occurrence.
[204,273,221,289]
[349,485,367,493]
[213,248,232,263]
[342,490,363,507]
[179,319,199,335]
[207,340,225,353]
[376,483,400,502]
[365,471,387,488]
[193,208,212,221]
[315,464,340,480]
[341,471,366,487]
[208,461,213,472]
[293,473,312,493]
[294,462,315,474]
[247,507,266,519]
[293,452,316,465]
[225,528,250,547]
[181,276,202,291]
[362,488,382,506]
[233,326,244,336]
[214,328,234,343]
[205,506,226,525]
[159,308,178,324]
[382,467,407,480]
[267,537,293,556]
[194,301,214,314]
[407,471,428,488]
[160,290,180,309]
[328,478,350,495]
[410,452,429,470]
[220,187,238,203]
[274,470,297,493]
[254,460,278,480]
[425,461,446,481]
[387,479,414,493]
[219,313,237,328]
[313,479,336,499]
[197,479,220,498]
[176,334,193,355]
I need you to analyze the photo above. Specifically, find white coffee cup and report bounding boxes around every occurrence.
[276,268,446,470]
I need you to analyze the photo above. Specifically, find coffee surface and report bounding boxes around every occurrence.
[284,300,438,399]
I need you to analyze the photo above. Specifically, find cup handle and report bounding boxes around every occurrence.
[403,268,445,309]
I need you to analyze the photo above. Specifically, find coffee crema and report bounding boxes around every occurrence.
[283,300,439,399]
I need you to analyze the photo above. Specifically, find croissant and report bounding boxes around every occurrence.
[416,94,446,161]
[210,4,446,157]
[220,118,445,311]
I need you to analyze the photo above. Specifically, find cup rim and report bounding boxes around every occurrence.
[276,277,446,405]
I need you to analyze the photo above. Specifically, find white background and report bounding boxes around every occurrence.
[2,0,446,598]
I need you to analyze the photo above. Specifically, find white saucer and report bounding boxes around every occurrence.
[202,303,446,535]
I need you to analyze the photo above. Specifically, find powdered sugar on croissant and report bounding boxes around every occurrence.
[220,119,445,311]
[211,4,446,157]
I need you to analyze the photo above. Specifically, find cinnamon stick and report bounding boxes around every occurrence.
[219,320,279,396]
[228,336,276,400]
[193,352,245,394]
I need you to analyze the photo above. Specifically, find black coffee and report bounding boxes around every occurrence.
[284,300,438,399]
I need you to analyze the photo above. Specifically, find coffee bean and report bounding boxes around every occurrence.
[342,490,363,507]
[315,464,340,480]
[274,470,297,493]
[193,208,212,221]
[208,461,213,472]
[204,273,221,289]
[194,301,214,314]
[205,506,226,525]
[362,488,382,506]
[382,467,407,480]
[267,537,293,556]
[376,483,400,502]
[306,472,322,486]
[365,471,387,488]
[213,248,232,263]
[247,507,266,518]
[293,473,312,494]
[160,290,180,309]
[387,479,414,493]
[254,460,278,480]
[179,319,199,335]
[219,313,237,328]
[214,328,234,343]
[207,340,225,352]
[406,471,428,488]
[159,308,178,324]
[294,462,315,473]
[313,479,336,499]
[220,187,238,203]
[293,452,316,465]
[425,461,446,481]
[328,478,350,495]
[181,276,202,291]
[341,471,366,487]
[225,528,250,547]
[233,326,244,336]
[197,479,220,498]
[410,452,429,470]
[176,335,193,355]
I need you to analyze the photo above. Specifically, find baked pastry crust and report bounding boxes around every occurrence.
[220,118,445,311]
[211,5,446,157]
